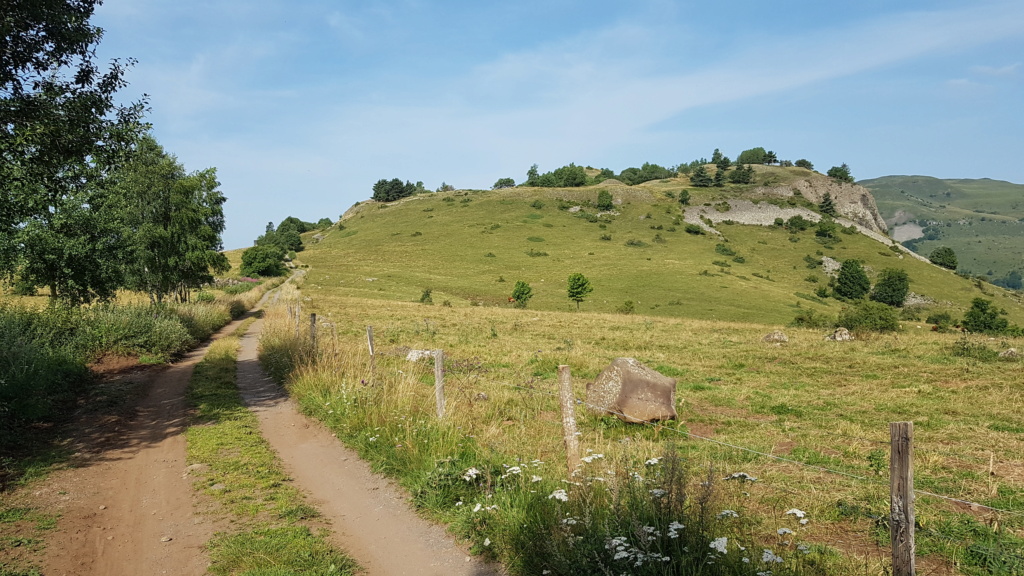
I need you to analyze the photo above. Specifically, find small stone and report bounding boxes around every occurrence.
[209,483,227,491]
[107,536,113,540]
[762,330,788,343]
[160,536,172,542]
[99,505,107,510]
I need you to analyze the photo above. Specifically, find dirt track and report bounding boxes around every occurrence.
[26,296,502,575]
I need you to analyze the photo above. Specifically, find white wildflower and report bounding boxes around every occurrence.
[645,457,661,466]
[784,508,806,518]
[709,537,728,554]
[462,467,481,482]
[724,472,758,482]
[762,549,784,563]
[581,453,604,463]
[667,521,685,539]
[777,528,794,536]
[718,510,739,518]
[472,503,482,513]
[549,489,569,502]
[483,538,491,546]
[531,475,543,483]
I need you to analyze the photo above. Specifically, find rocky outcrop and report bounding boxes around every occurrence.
[755,177,888,234]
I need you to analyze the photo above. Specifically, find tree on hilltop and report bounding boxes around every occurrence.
[736,147,767,165]
[372,178,417,202]
[690,165,712,187]
[492,177,515,189]
[795,159,814,170]
[827,164,854,183]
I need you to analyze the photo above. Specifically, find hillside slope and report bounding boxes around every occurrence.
[298,178,1023,327]
[859,175,1024,282]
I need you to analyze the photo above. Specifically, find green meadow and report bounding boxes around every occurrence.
[257,181,1024,575]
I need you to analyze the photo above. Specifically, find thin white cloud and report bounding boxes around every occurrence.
[971,63,1021,76]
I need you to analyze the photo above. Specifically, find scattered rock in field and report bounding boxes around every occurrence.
[406,349,436,362]
[586,358,677,424]
[160,536,172,542]
[825,327,854,342]
[209,483,227,491]
[762,330,789,344]
[568,206,582,213]
[821,257,841,277]
[184,463,209,476]
[903,292,934,307]
[98,505,106,510]
[474,392,489,401]
[999,348,1019,359]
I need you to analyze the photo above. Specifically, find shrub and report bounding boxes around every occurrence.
[926,311,956,332]
[530,199,545,209]
[962,298,1010,334]
[511,281,533,308]
[951,335,998,361]
[929,246,958,270]
[732,255,745,264]
[683,224,705,235]
[624,239,649,247]
[196,291,216,303]
[420,288,433,305]
[786,215,811,232]
[240,245,286,277]
[714,243,735,256]
[596,190,614,211]
[838,301,900,332]
[790,308,833,329]
[599,234,612,241]
[870,268,910,307]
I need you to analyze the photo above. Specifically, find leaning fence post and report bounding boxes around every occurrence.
[890,421,915,576]
[558,365,581,476]
[309,313,317,352]
[366,326,376,376]
[434,350,445,419]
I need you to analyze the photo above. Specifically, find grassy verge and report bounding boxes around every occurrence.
[258,289,1023,576]
[185,318,358,575]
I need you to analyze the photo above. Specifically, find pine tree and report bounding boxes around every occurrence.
[819,193,837,217]
[835,259,870,300]
[690,165,712,187]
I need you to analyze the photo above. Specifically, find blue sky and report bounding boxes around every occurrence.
[92,0,1024,249]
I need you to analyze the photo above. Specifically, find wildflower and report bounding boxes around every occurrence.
[717,510,739,519]
[581,453,604,463]
[667,521,685,539]
[709,537,728,554]
[368,436,377,442]
[762,549,784,563]
[472,503,482,513]
[800,518,809,525]
[549,489,569,502]
[777,528,794,536]
[561,517,578,525]
[649,489,667,497]
[724,472,758,482]
[483,538,491,547]
[784,508,806,518]
[645,457,661,466]
[531,475,542,483]
[462,467,481,482]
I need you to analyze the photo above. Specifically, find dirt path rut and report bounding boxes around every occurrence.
[236,317,503,576]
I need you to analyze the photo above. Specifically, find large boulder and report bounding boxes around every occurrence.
[586,358,677,424]
[826,327,854,342]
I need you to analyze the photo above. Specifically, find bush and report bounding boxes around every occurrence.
[530,199,544,209]
[615,301,636,314]
[870,268,910,307]
[962,298,1010,334]
[790,308,833,329]
[929,246,958,270]
[196,291,216,303]
[951,335,999,361]
[926,311,956,332]
[240,245,286,277]
[835,260,870,300]
[786,215,811,232]
[837,301,900,332]
[714,243,735,256]
[596,190,614,211]
[420,288,433,305]
[624,239,649,247]
[683,224,705,235]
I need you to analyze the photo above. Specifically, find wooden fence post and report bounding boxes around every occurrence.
[434,350,445,419]
[890,421,915,576]
[294,303,301,338]
[558,365,581,477]
[366,326,376,376]
[309,313,317,351]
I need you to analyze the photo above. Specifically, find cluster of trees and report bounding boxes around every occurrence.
[1,3,233,305]
[240,216,332,277]
[831,260,911,307]
[525,163,588,187]
[372,178,427,202]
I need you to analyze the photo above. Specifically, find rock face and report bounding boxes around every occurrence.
[756,177,888,234]
[826,327,854,342]
[762,330,789,343]
[586,358,677,423]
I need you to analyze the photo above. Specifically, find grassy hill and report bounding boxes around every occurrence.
[298,178,1024,327]
[859,175,1024,283]
[263,175,1024,575]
